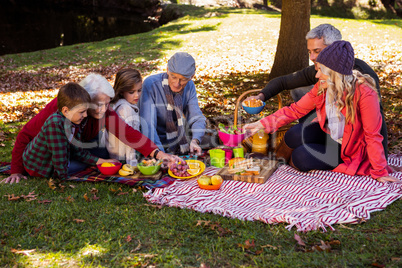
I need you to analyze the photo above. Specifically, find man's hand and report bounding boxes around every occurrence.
[1,173,27,184]
[190,139,202,156]
[243,121,265,138]
[377,175,402,184]
[244,93,265,102]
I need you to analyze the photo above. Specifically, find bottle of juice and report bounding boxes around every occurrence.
[252,130,268,155]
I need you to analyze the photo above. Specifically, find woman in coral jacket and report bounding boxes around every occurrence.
[244,41,400,183]
[2,73,180,184]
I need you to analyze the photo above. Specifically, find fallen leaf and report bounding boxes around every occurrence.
[338,223,354,230]
[142,204,163,209]
[37,199,52,204]
[117,192,128,196]
[48,179,56,190]
[66,196,75,202]
[294,233,306,246]
[11,248,36,255]
[261,244,278,250]
[130,240,142,252]
[196,220,210,226]
[90,188,98,194]
[92,194,100,200]
[69,185,76,188]
[126,235,132,242]
[5,194,20,201]
[238,239,255,250]
[83,193,90,202]
[371,263,385,268]
[73,219,85,223]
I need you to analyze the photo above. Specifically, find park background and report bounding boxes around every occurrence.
[0,0,401,267]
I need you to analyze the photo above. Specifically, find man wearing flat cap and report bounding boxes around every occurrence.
[139,52,206,155]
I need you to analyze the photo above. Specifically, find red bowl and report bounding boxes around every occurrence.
[97,162,122,175]
[218,130,245,147]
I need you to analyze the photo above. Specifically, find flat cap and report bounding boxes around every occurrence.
[167,52,196,78]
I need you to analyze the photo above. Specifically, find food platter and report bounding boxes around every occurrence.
[168,160,206,180]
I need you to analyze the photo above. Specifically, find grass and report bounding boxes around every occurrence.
[1,4,402,267]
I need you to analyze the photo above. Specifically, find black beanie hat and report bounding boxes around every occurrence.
[316,40,354,75]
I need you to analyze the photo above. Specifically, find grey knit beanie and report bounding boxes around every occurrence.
[316,40,354,75]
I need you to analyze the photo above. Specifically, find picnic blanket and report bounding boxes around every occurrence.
[0,163,175,190]
[144,154,402,232]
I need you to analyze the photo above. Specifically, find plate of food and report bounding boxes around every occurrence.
[168,159,206,180]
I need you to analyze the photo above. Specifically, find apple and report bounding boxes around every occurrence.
[198,175,211,186]
[211,175,223,185]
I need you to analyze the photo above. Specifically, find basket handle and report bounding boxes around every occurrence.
[234,89,283,128]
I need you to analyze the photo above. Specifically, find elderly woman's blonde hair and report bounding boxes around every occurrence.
[79,73,115,99]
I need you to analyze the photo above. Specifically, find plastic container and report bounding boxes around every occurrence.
[218,129,245,147]
[137,163,161,175]
[242,101,266,114]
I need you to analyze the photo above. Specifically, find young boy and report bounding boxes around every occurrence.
[23,82,115,180]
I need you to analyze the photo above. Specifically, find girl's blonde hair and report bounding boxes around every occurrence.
[111,68,142,104]
[319,64,378,124]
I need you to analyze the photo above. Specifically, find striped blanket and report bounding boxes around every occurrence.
[144,155,402,232]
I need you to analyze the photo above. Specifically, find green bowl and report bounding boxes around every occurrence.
[137,163,161,175]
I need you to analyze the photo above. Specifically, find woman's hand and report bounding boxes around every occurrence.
[377,176,402,184]
[1,173,27,184]
[96,158,120,165]
[157,151,183,164]
[243,121,265,138]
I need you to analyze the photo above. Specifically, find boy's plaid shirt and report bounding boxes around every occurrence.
[23,112,98,180]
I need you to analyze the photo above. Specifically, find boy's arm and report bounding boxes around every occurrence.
[10,98,58,175]
[45,120,72,180]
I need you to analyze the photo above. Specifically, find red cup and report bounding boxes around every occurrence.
[222,149,233,164]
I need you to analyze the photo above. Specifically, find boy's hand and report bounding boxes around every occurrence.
[1,173,27,184]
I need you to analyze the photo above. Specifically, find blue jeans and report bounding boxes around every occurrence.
[68,134,110,175]
[284,121,343,172]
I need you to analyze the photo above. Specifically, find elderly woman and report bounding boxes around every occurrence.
[244,41,400,184]
[3,73,179,184]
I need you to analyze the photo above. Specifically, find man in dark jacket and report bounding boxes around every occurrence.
[247,24,388,159]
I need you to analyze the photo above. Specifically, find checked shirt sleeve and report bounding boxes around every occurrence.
[44,120,71,180]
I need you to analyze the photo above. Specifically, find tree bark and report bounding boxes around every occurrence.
[268,0,311,80]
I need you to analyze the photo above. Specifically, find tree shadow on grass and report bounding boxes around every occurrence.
[0,22,219,93]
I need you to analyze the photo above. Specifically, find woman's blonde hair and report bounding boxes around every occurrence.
[319,64,378,124]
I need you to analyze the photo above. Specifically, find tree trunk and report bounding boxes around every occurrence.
[269,0,311,80]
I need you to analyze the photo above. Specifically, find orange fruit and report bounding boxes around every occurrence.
[101,162,115,167]
[187,168,201,175]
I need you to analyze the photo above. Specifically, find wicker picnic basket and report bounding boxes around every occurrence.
[233,89,292,154]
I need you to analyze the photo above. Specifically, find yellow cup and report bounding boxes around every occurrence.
[233,147,244,158]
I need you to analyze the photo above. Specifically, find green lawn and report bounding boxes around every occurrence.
[1,5,401,267]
